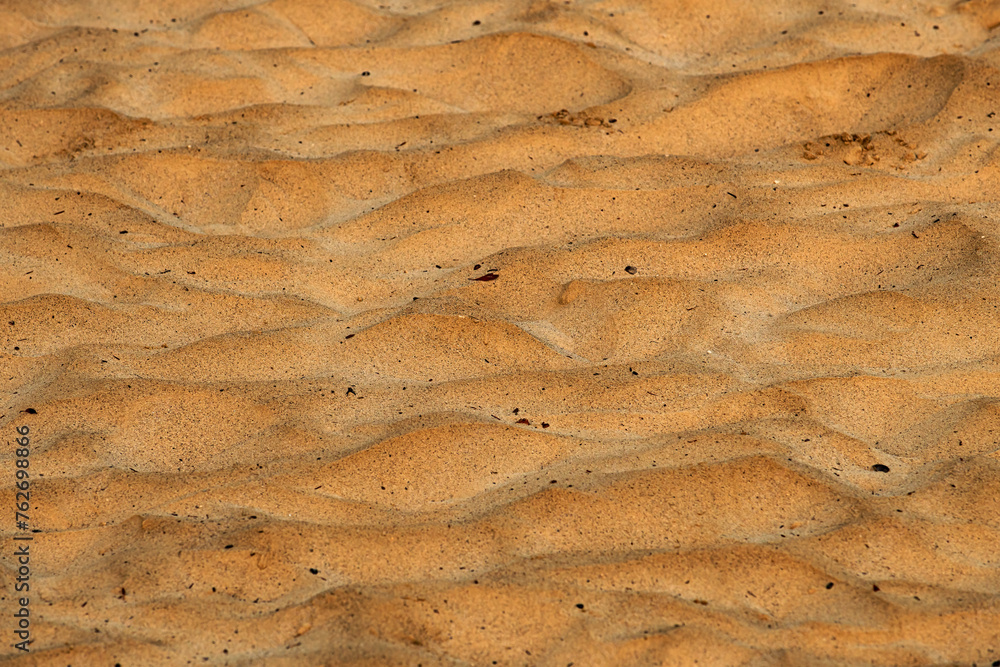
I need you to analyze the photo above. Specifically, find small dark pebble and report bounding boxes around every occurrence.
[361,71,370,76]
[474,264,481,270]
[625,265,637,274]
[872,584,880,592]
[309,568,319,574]
[24,408,37,414]
[825,582,834,589]
[469,273,499,281]
[872,464,890,473]
[346,387,356,396]
[541,422,550,428]
[575,603,584,609]
[516,418,530,424]
[345,333,355,339]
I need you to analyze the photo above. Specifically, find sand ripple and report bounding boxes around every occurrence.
[2,0,1000,664]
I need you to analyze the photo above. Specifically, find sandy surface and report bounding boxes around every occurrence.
[2,0,1000,665]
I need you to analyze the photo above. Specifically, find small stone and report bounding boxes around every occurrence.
[625,266,637,275]
[559,281,585,304]
[872,464,890,473]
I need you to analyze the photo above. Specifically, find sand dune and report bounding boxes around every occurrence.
[2,0,1000,664]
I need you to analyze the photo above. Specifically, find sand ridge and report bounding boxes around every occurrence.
[2,0,1000,664]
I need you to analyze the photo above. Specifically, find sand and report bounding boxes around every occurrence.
[2,0,1000,665]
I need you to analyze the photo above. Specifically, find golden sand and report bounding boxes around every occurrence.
[2,0,1000,664]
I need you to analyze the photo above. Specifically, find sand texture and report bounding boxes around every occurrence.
[2,0,1000,665]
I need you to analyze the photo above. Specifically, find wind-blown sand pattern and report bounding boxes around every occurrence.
[2,0,1000,664]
